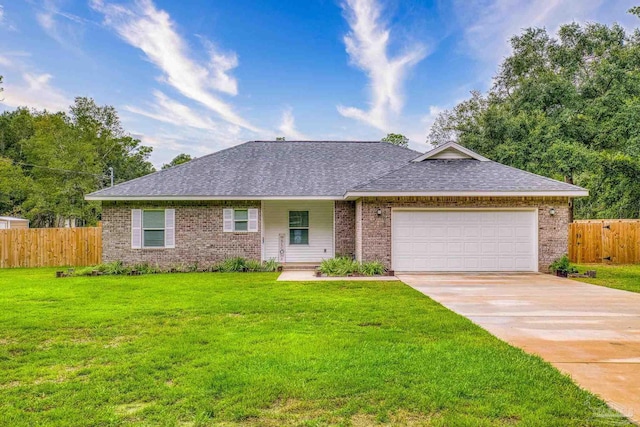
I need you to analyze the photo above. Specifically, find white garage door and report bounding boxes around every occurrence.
[392,210,537,272]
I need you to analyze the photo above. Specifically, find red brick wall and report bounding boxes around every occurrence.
[101,201,261,268]
[334,201,355,258]
[357,196,570,272]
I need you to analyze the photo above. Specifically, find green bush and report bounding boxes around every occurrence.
[359,261,386,276]
[132,262,161,274]
[244,259,264,272]
[215,257,247,272]
[68,258,279,278]
[318,257,359,276]
[549,255,578,274]
[318,257,386,276]
[262,259,279,272]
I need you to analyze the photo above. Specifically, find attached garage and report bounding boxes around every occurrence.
[392,210,538,272]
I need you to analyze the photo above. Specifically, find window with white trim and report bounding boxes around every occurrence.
[143,210,165,247]
[223,208,259,232]
[289,211,309,245]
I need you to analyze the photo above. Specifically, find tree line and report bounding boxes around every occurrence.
[429,9,640,219]
[0,97,155,227]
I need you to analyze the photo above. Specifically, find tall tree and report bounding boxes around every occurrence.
[428,14,640,219]
[162,153,193,170]
[381,133,409,148]
[0,98,155,226]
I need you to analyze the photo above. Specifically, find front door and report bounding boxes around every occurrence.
[262,200,335,263]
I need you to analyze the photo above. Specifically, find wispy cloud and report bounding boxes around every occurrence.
[91,0,261,132]
[337,0,427,131]
[35,0,87,51]
[451,0,613,63]
[277,108,309,140]
[125,90,221,132]
[0,72,70,111]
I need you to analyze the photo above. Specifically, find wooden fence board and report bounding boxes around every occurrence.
[569,220,640,264]
[0,227,102,268]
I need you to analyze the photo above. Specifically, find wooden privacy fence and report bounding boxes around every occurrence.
[569,220,640,264]
[0,227,102,268]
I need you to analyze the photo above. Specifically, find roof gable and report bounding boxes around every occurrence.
[412,141,489,162]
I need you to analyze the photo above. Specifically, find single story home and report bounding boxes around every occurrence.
[86,141,588,272]
[0,216,29,230]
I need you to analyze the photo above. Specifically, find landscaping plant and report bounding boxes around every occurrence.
[550,255,578,277]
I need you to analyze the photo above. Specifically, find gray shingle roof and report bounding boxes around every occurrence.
[87,141,421,198]
[86,140,587,199]
[349,159,584,193]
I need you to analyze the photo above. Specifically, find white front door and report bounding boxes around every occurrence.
[392,210,537,272]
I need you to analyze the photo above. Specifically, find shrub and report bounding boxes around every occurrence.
[359,261,386,276]
[65,258,280,278]
[262,259,279,272]
[318,257,357,276]
[549,255,578,274]
[319,257,387,276]
[132,262,161,274]
[244,259,264,272]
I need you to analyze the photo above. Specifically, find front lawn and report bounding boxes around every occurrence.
[575,264,640,293]
[0,269,624,426]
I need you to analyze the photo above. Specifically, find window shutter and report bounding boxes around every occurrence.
[248,208,259,232]
[223,208,234,232]
[131,209,142,249]
[165,209,175,248]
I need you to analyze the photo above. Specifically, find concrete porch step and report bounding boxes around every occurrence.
[281,263,319,271]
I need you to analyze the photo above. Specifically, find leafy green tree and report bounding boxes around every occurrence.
[0,98,155,226]
[428,15,640,219]
[162,153,193,170]
[381,133,409,148]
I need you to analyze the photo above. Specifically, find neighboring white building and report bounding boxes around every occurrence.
[0,216,29,229]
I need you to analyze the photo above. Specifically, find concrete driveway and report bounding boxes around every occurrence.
[398,273,640,424]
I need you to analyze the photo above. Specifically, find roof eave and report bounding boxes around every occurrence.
[85,195,344,201]
[343,190,589,200]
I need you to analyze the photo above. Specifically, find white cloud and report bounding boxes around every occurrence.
[131,126,244,168]
[277,108,309,140]
[91,0,261,132]
[337,0,427,131]
[36,0,86,51]
[0,4,18,31]
[0,72,70,111]
[125,90,221,131]
[450,0,637,63]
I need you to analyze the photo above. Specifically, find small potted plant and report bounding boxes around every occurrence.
[549,255,578,278]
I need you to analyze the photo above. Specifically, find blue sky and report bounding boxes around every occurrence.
[0,0,637,166]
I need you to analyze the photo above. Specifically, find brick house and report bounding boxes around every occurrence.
[86,141,588,272]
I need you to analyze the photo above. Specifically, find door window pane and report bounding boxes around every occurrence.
[289,211,309,228]
[290,229,309,245]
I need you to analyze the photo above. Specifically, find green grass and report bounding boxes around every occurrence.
[0,269,626,426]
[575,264,640,293]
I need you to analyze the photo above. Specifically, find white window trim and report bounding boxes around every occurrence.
[288,210,309,245]
[223,208,259,232]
